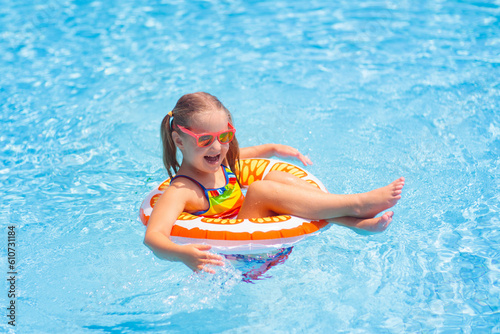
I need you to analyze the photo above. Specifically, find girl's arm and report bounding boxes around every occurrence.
[144,185,224,273]
[240,144,312,166]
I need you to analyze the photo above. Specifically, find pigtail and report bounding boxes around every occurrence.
[224,113,241,186]
[225,134,241,185]
[160,113,179,179]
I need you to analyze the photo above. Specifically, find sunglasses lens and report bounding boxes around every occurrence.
[218,131,234,144]
[198,135,214,147]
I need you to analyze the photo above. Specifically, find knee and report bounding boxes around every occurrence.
[263,170,289,182]
[246,180,278,199]
[246,180,266,197]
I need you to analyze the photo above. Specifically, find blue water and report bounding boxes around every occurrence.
[1,0,499,332]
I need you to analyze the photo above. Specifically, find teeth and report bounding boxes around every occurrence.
[204,154,220,162]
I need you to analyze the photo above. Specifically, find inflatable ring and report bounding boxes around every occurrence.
[139,158,331,254]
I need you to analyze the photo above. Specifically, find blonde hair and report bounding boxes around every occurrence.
[161,92,241,179]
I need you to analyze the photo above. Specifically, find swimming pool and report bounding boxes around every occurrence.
[1,0,499,332]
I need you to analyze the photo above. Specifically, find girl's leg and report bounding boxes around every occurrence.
[237,176,404,220]
[262,170,326,193]
[327,211,394,233]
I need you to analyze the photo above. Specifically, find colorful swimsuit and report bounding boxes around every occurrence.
[170,165,245,219]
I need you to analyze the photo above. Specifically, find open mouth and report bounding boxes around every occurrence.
[204,154,220,164]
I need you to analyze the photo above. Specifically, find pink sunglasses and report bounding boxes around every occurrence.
[177,123,236,147]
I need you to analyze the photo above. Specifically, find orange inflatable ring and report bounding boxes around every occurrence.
[139,158,331,254]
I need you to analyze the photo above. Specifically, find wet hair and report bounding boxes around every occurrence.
[161,92,241,180]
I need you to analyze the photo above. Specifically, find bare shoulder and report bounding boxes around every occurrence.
[161,177,207,213]
[156,178,201,208]
[146,182,199,235]
[146,176,208,237]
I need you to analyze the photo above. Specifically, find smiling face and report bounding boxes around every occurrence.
[173,108,232,176]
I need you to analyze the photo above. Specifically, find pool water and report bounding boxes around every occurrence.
[1,0,499,332]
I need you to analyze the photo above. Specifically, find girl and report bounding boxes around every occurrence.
[144,92,405,273]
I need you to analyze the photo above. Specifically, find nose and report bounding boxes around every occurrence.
[210,137,222,151]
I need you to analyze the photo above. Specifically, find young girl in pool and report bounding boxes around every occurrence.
[144,92,405,273]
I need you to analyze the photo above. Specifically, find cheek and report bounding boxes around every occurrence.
[180,140,203,156]
[195,144,213,156]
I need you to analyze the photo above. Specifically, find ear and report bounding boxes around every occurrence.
[171,131,184,149]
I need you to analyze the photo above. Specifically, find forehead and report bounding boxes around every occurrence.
[189,109,229,131]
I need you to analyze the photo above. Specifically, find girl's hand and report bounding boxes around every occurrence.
[180,244,225,274]
[273,144,313,166]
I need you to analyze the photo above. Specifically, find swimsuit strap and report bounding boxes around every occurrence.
[170,165,229,193]
[170,174,208,192]
[170,165,230,216]
[169,175,210,215]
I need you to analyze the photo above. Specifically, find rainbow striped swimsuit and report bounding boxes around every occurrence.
[170,165,244,218]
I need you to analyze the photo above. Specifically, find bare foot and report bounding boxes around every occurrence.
[355,177,405,218]
[329,211,394,234]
